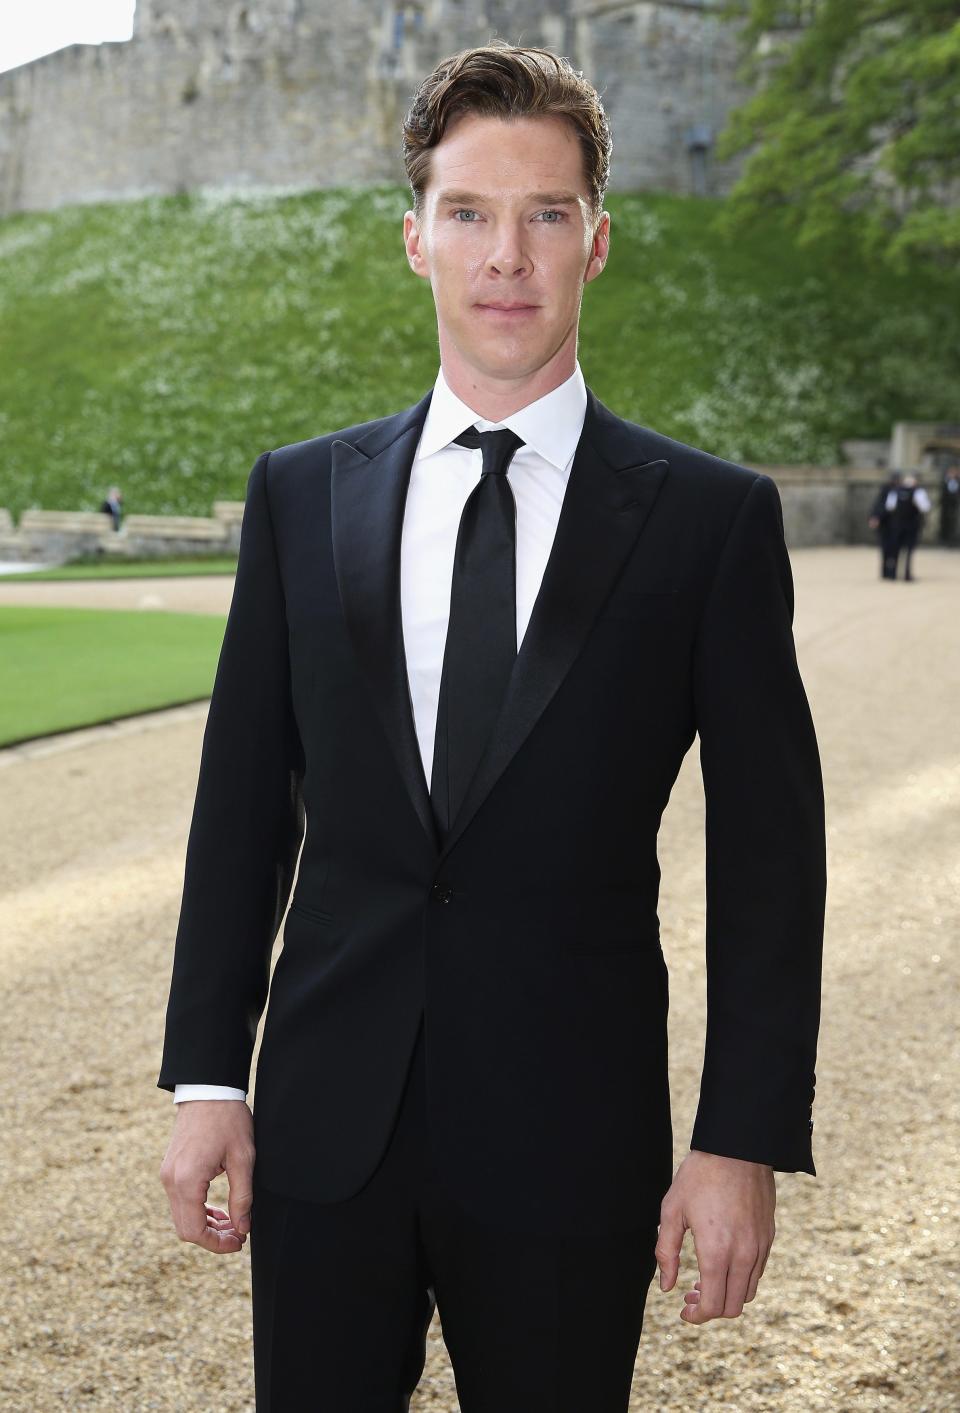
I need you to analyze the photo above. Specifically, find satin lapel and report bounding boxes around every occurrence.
[330,389,441,856]
[436,389,670,865]
[330,384,671,866]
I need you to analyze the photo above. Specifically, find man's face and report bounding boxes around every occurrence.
[403,113,609,384]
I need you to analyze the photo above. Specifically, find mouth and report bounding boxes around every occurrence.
[475,302,540,317]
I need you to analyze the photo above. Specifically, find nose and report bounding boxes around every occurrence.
[485,219,531,277]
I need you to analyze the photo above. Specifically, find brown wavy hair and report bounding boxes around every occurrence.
[401,41,612,228]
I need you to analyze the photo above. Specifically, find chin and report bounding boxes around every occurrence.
[479,352,541,379]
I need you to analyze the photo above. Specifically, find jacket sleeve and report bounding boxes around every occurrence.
[689,473,826,1174]
[157,449,306,1094]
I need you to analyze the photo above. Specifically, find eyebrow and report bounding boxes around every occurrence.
[435,189,583,207]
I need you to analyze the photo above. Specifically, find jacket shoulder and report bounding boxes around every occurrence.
[246,408,410,513]
[604,408,766,520]
[266,411,394,468]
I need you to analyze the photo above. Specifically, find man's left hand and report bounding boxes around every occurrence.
[655,1149,776,1322]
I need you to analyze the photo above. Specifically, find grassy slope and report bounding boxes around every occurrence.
[1,184,958,523]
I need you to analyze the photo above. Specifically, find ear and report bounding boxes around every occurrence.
[404,211,430,279]
[585,210,610,285]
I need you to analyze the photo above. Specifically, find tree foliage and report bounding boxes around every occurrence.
[713,0,960,272]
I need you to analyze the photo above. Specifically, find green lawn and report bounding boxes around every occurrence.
[0,605,226,746]
[1,185,957,525]
[0,557,238,582]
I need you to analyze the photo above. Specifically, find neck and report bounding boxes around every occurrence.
[439,331,578,423]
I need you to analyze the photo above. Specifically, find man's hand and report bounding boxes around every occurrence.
[655,1149,776,1322]
[159,1100,255,1254]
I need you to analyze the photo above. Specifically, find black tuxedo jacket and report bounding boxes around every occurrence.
[158,385,826,1237]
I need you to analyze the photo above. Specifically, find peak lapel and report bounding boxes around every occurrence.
[436,389,670,864]
[330,390,442,857]
[330,384,671,868]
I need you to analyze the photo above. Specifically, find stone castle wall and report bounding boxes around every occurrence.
[0,1,753,217]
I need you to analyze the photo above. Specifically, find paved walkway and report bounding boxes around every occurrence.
[0,545,957,1410]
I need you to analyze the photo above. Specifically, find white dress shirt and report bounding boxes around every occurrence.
[884,486,932,513]
[174,360,588,1102]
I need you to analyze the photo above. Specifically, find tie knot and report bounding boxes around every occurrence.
[453,425,525,475]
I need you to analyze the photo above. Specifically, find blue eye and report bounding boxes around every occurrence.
[450,208,567,223]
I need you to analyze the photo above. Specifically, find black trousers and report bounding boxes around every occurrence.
[880,526,899,578]
[882,524,919,579]
[250,1017,660,1412]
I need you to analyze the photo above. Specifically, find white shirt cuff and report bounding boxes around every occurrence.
[174,1083,248,1103]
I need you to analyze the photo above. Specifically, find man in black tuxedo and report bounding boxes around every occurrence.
[159,41,826,1413]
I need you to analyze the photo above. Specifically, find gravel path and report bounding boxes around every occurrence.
[1,546,957,1411]
[0,575,234,615]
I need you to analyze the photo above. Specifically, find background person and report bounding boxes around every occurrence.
[100,485,124,531]
[868,470,901,579]
[890,473,932,581]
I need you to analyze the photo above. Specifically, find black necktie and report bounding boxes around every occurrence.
[430,424,526,838]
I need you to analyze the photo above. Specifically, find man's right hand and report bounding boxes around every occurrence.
[159,1100,255,1254]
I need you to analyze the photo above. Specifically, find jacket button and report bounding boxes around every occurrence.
[808,1118,815,1132]
[430,883,453,903]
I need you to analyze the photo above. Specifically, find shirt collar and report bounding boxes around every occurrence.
[417,361,587,472]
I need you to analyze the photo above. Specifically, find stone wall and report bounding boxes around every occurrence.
[747,467,943,549]
[0,471,947,569]
[0,0,752,217]
[0,503,242,565]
